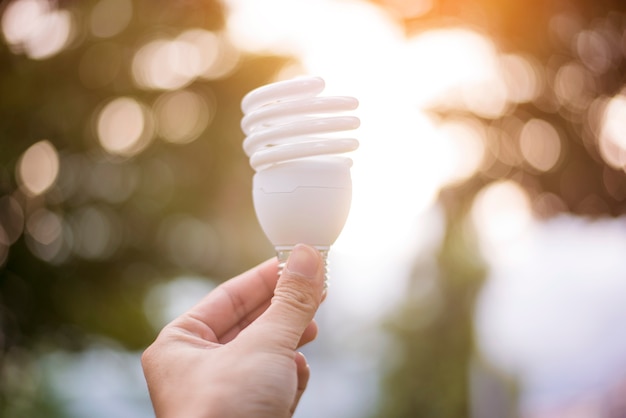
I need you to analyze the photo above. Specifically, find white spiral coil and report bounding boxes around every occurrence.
[241,76,360,172]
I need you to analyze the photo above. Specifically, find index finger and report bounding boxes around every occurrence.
[172,257,279,342]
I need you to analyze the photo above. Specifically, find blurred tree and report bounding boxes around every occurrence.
[0,0,289,415]
[374,189,487,418]
[371,0,626,416]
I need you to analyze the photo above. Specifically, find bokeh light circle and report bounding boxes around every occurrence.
[17,140,60,196]
[519,119,562,172]
[153,90,213,144]
[96,97,154,157]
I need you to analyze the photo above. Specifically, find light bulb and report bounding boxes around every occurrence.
[241,76,360,281]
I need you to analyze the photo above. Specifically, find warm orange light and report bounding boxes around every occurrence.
[380,0,433,19]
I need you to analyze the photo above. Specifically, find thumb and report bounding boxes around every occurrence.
[245,244,325,351]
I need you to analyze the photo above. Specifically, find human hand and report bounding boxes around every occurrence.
[141,244,326,418]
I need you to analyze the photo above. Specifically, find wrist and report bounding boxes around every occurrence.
[151,386,234,418]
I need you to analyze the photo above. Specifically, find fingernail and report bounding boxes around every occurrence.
[286,244,319,279]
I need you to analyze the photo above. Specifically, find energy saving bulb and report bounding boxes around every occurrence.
[241,76,360,279]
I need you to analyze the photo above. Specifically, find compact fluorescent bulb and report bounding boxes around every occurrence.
[241,76,359,279]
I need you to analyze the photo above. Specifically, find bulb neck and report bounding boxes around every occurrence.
[276,245,330,286]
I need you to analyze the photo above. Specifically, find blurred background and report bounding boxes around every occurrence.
[1,0,626,417]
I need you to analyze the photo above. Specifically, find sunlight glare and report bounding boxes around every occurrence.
[471,180,533,261]
[227,0,403,87]
[225,0,500,321]
[403,28,500,108]
[436,119,486,185]
[227,0,316,55]
[223,2,533,415]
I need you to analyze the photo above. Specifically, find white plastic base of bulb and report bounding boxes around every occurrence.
[276,245,330,286]
[253,159,352,249]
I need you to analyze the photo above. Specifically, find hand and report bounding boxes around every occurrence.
[141,244,326,418]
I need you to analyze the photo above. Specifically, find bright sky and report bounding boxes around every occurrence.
[475,215,626,414]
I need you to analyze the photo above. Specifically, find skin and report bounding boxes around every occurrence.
[142,244,326,418]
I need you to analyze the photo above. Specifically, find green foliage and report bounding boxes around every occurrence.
[0,0,288,414]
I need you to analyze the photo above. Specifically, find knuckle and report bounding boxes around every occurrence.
[140,345,154,367]
[141,337,164,367]
[273,277,318,313]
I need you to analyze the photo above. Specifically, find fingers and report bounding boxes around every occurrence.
[169,258,279,342]
[244,244,325,351]
[290,351,310,415]
[298,320,318,347]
